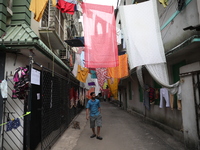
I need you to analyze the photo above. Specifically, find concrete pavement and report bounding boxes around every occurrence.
[51,102,187,150]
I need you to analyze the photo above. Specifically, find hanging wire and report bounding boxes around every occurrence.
[159,0,175,26]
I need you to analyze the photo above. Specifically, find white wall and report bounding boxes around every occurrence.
[180,62,200,149]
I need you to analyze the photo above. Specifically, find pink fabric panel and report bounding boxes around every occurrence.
[81,3,119,68]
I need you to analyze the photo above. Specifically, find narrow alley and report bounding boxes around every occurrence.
[52,102,187,150]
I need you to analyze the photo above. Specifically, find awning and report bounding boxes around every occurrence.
[165,35,200,58]
[65,37,84,47]
[0,24,70,71]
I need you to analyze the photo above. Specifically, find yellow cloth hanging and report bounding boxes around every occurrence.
[76,65,89,83]
[29,0,48,22]
[108,54,129,79]
[102,81,108,89]
[107,78,119,100]
[159,0,168,7]
[52,0,57,7]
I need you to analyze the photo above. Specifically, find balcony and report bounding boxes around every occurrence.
[39,1,70,50]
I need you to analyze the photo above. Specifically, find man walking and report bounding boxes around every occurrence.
[86,92,103,140]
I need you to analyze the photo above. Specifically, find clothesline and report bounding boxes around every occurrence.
[0,111,31,127]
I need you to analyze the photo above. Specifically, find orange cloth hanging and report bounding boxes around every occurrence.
[107,78,119,100]
[108,54,129,79]
[76,65,89,83]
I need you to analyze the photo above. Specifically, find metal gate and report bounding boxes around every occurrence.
[40,67,82,150]
[1,76,25,150]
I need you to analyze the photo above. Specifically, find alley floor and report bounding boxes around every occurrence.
[51,102,187,150]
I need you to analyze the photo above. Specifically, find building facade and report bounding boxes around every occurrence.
[117,0,200,149]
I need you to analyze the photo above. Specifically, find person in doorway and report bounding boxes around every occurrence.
[86,92,103,140]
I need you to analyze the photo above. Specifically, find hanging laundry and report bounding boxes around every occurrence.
[77,47,85,54]
[79,88,84,106]
[116,27,121,45]
[149,87,155,104]
[57,0,76,15]
[102,81,108,89]
[80,51,85,67]
[93,79,101,96]
[72,54,81,77]
[12,67,29,100]
[69,54,74,67]
[107,78,119,100]
[81,3,119,68]
[144,85,150,110]
[52,0,57,7]
[90,70,97,79]
[84,73,95,89]
[159,0,168,7]
[6,118,21,132]
[96,68,110,89]
[76,65,89,83]
[0,79,7,99]
[69,88,75,108]
[119,0,166,69]
[29,0,49,22]
[84,74,92,90]
[74,89,79,107]
[108,54,129,79]
[72,47,78,53]
[159,88,170,108]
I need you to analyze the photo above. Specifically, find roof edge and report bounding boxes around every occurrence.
[0,24,71,72]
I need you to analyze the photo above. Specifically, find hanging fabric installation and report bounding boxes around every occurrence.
[29,0,49,22]
[119,0,166,69]
[96,68,110,89]
[81,2,119,68]
[108,54,128,79]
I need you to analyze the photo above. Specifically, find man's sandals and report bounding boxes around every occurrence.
[90,134,103,140]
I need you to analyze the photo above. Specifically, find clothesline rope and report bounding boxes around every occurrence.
[0,111,31,127]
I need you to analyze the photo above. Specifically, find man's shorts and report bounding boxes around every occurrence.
[90,114,102,128]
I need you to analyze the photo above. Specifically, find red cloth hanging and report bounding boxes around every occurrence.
[57,0,75,14]
[81,2,119,68]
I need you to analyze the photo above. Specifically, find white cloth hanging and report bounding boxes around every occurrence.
[145,63,180,94]
[0,79,8,98]
[119,0,166,69]
[72,54,81,77]
[159,88,170,108]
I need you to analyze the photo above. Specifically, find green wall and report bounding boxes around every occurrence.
[0,0,6,37]
[11,0,31,25]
